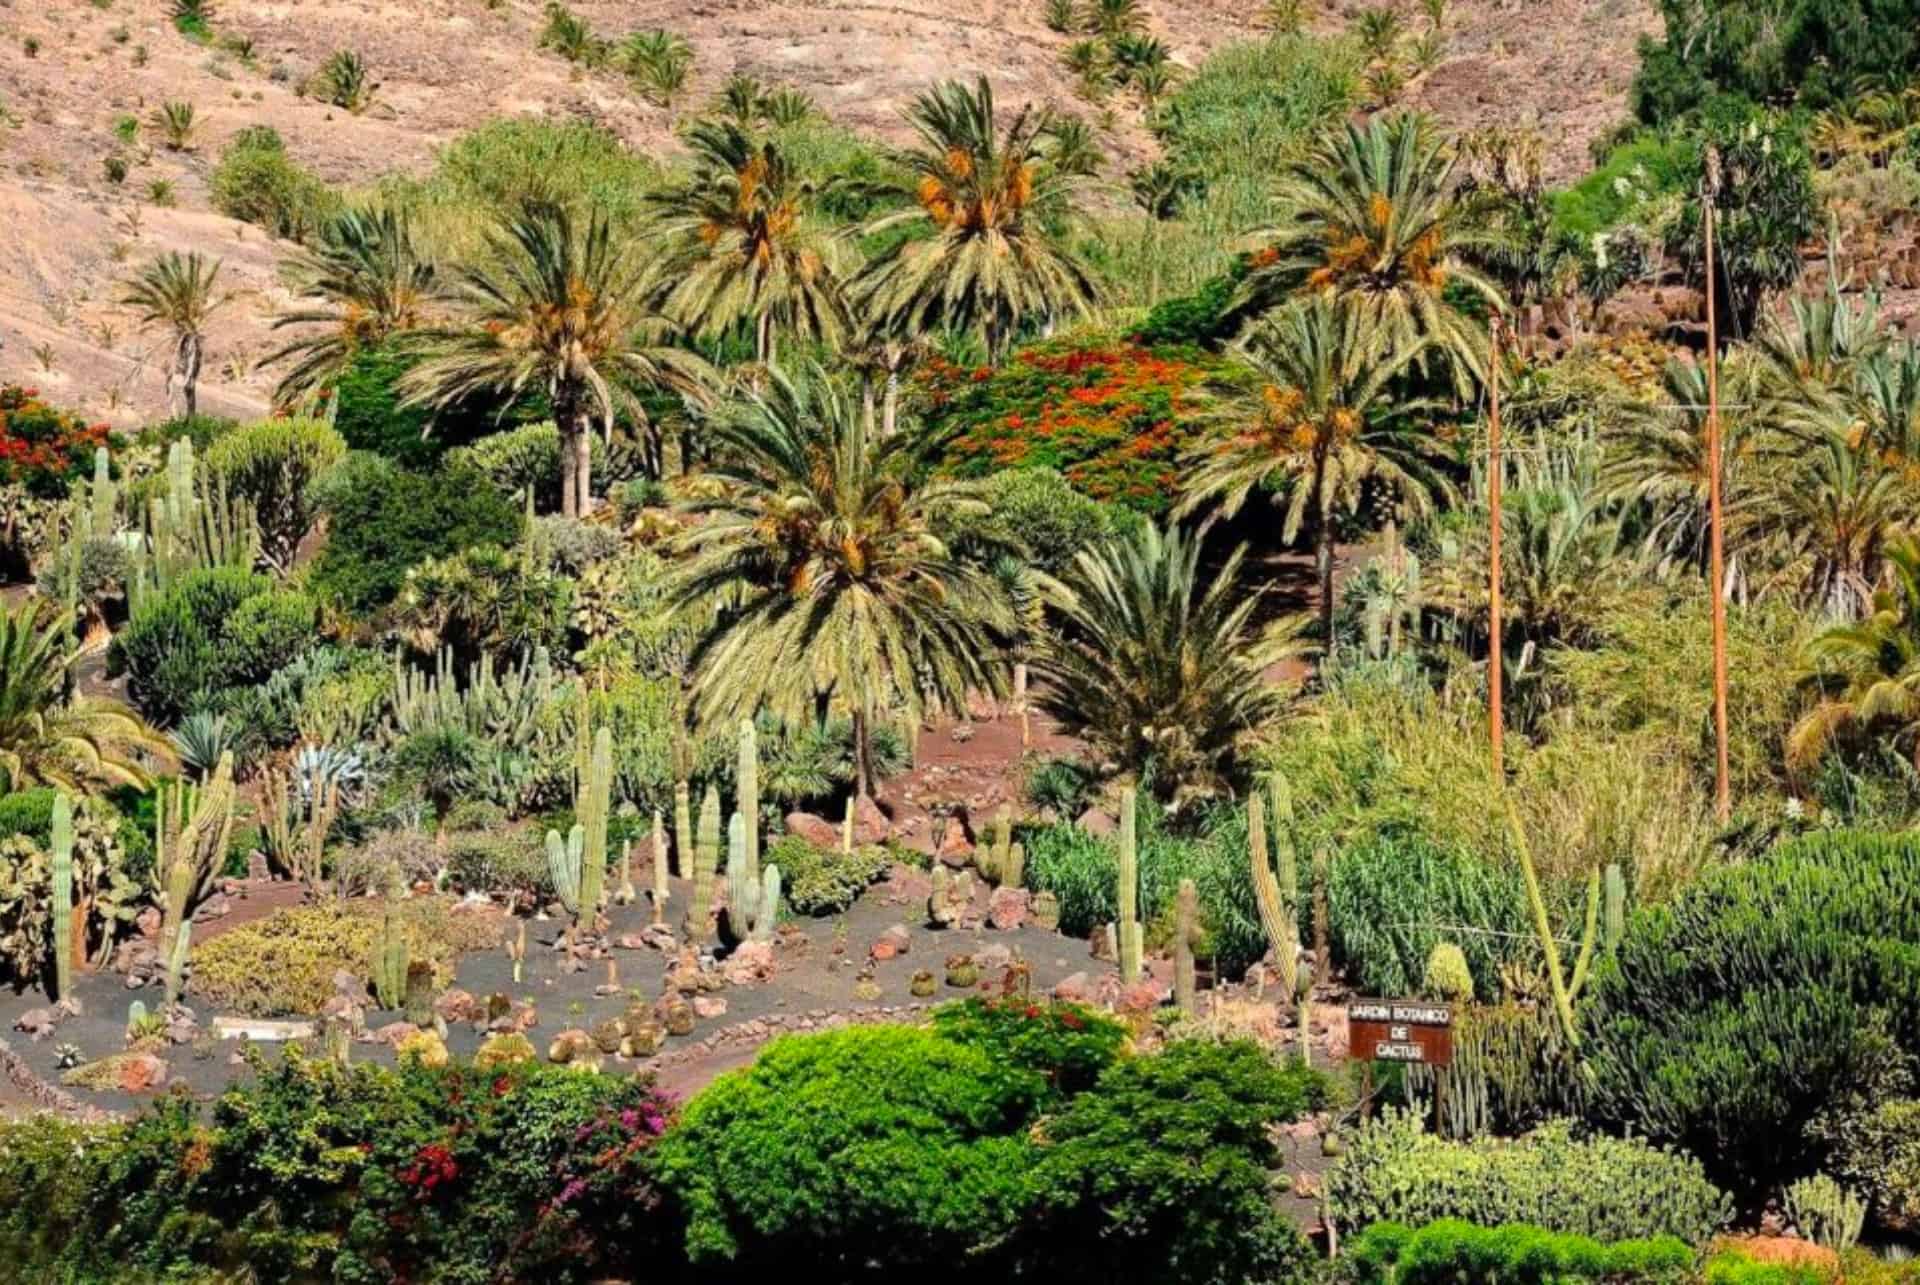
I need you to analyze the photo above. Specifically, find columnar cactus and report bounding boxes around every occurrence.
[615,838,636,906]
[674,780,692,879]
[372,896,410,1010]
[156,751,235,1007]
[576,726,612,922]
[841,796,854,855]
[651,809,669,926]
[1505,797,1585,1048]
[1601,862,1626,952]
[738,718,759,878]
[685,786,720,943]
[756,866,781,943]
[1004,842,1025,891]
[546,824,584,917]
[1249,782,1302,1004]
[1116,785,1141,984]
[1174,878,1198,1014]
[49,792,74,1003]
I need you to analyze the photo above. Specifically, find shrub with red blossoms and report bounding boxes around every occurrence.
[0,386,111,498]
[916,340,1242,515]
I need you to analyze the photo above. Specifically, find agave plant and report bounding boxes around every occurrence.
[151,101,197,151]
[170,710,237,780]
[310,50,377,113]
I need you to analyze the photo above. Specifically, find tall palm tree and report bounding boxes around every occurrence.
[855,77,1098,362]
[1178,296,1449,646]
[673,368,1014,795]
[401,202,709,517]
[1031,524,1304,804]
[647,121,848,370]
[264,205,440,407]
[1790,531,1920,771]
[120,251,228,419]
[1236,113,1505,390]
[0,601,171,796]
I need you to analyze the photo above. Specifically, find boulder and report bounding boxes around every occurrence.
[852,796,892,846]
[986,887,1029,932]
[1075,807,1117,838]
[134,906,163,940]
[12,1007,59,1040]
[1053,971,1094,1003]
[1117,977,1170,1015]
[692,996,729,1020]
[433,988,480,1025]
[722,940,776,985]
[974,943,1013,971]
[117,1052,170,1093]
[784,811,841,850]
[935,815,974,867]
[870,924,913,961]
[368,1021,421,1047]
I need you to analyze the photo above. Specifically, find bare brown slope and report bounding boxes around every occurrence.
[0,0,1651,424]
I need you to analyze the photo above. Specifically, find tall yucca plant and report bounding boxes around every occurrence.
[0,602,171,796]
[855,77,1098,362]
[265,205,440,406]
[1178,295,1449,646]
[1237,112,1505,390]
[1031,524,1303,804]
[673,368,1013,795]
[120,251,229,419]
[648,121,848,369]
[400,202,709,517]
[1792,533,1920,770]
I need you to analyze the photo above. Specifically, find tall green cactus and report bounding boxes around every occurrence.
[88,446,117,537]
[841,796,854,855]
[725,811,781,943]
[1249,782,1302,1004]
[546,824,584,917]
[651,809,669,925]
[576,726,612,923]
[685,786,720,943]
[1174,878,1197,1014]
[1116,786,1141,983]
[674,780,692,879]
[372,896,409,1010]
[1601,862,1626,952]
[49,792,74,1003]
[156,751,236,1007]
[1505,796,1592,1049]
[738,718,759,878]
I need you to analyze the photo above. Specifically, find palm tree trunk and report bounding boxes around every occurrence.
[862,375,877,438]
[884,370,899,439]
[574,422,592,516]
[178,332,202,419]
[852,700,875,800]
[556,387,581,519]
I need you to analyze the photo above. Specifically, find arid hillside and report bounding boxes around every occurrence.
[0,0,1653,423]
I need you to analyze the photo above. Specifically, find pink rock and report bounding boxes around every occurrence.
[986,887,1030,931]
[936,816,974,867]
[692,996,728,1019]
[975,944,1013,971]
[369,1021,420,1047]
[722,940,776,985]
[1118,978,1169,1014]
[12,1007,58,1040]
[784,812,841,850]
[135,907,163,940]
[433,989,479,1024]
[852,796,892,846]
[117,1053,169,1093]
[193,893,231,923]
[1076,807,1117,838]
[870,924,912,961]
[1053,972,1094,1003]
[882,864,933,905]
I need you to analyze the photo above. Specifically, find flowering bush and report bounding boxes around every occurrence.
[0,386,109,496]
[918,340,1237,514]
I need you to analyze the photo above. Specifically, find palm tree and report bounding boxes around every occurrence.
[264,205,440,407]
[1031,524,1303,804]
[400,202,709,518]
[0,601,171,796]
[120,251,228,419]
[1791,531,1920,771]
[1178,296,1449,646]
[1236,113,1505,390]
[856,77,1098,362]
[647,121,848,369]
[1129,161,1205,303]
[673,368,1014,796]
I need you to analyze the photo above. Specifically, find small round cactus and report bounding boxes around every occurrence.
[1423,941,1474,1004]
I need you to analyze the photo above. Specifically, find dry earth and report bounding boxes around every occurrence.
[0,0,1653,423]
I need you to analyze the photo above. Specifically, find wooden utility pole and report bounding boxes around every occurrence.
[1487,313,1505,782]
[1703,150,1733,824]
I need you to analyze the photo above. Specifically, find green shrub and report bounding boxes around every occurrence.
[1581,830,1920,1195]
[1325,1108,1732,1246]
[932,996,1129,1101]
[388,117,662,233]
[945,466,1140,575]
[1550,133,1693,243]
[766,834,889,916]
[0,1053,672,1283]
[446,420,620,512]
[309,455,523,613]
[208,126,341,241]
[650,1023,1045,1270]
[445,830,550,899]
[1027,1039,1322,1285]
[1703,1251,1834,1285]
[1348,1219,1694,1285]
[1327,832,1529,1000]
[108,567,318,723]
[1819,1096,1920,1234]
[0,788,58,842]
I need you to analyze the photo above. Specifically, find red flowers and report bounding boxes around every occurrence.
[398,1144,460,1196]
[0,385,109,495]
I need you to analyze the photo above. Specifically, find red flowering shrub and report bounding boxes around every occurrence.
[0,386,110,497]
[918,341,1239,514]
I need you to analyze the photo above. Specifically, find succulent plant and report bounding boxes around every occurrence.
[1116,785,1141,983]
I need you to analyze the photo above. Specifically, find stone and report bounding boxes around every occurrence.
[692,996,728,1020]
[935,815,974,866]
[1075,807,1117,838]
[870,924,912,961]
[974,943,1013,971]
[1117,978,1169,1014]
[881,864,933,906]
[368,1021,421,1047]
[332,969,366,1001]
[547,1028,594,1064]
[491,1003,539,1035]
[852,796,891,845]
[722,940,776,985]
[193,893,232,923]
[784,811,840,850]
[117,1052,170,1093]
[12,1007,59,1040]
[986,886,1029,932]
[134,906,163,940]
[1053,972,1094,1003]
[210,1017,317,1041]
[433,988,479,1024]
[246,852,270,882]
[164,1015,199,1045]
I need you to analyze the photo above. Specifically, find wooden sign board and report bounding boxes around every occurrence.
[1347,1000,1454,1067]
